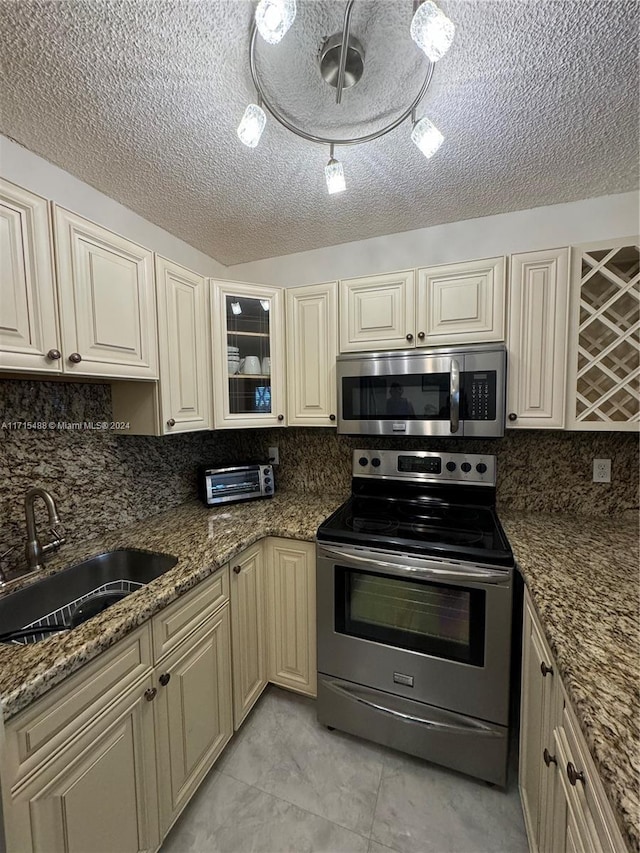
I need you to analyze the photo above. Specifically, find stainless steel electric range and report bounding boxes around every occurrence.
[316,449,514,786]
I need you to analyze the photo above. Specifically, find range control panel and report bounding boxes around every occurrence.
[353,449,496,486]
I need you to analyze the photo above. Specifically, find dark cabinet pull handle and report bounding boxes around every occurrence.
[159,673,171,687]
[417,332,425,340]
[508,413,518,422]
[47,349,61,360]
[329,414,336,421]
[543,748,557,767]
[167,418,176,427]
[540,661,553,677]
[406,333,414,342]
[144,687,157,702]
[567,762,585,786]
[68,352,82,364]
[233,565,242,574]
[277,414,284,421]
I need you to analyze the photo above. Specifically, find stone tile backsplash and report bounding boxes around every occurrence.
[1,378,638,573]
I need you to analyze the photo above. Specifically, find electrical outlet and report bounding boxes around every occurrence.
[592,458,611,483]
[268,446,280,466]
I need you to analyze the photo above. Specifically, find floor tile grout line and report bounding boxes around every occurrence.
[367,751,387,843]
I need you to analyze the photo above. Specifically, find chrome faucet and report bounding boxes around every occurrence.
[24,488,66,572]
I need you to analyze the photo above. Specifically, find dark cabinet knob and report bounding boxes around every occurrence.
[277,414,284,421]
[159,673,171,687]
[417,332,425,340]
[406,333,414,342]
[144,687,157,702]
[540,661,553,677]
[167,418,176,427]
[233,565,242,574]
[508,413,517,422]
[68,352,82,364]
[47,349,61,360]
[543,748,557,767]
[567,762,585,786]
[329,414,336,421]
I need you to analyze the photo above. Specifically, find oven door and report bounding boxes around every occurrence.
[317,543,513,725]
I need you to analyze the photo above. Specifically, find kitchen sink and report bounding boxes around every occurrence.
[0,549,178,644]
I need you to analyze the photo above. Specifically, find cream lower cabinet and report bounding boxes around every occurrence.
[0,179,62,374]
[520,590,629,853]
[286,281,338,426]
[507,248,570,429]
[266,538,317,697]
[229,542,268,728]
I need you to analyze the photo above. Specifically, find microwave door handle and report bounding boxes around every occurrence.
[450,358,460,433]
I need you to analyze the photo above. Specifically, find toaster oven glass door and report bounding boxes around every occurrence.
[206,469,261,502]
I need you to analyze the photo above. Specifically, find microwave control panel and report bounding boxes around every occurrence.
[465,372,497,421]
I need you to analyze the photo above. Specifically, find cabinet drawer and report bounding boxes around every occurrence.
[152,565,229,662]
[5,623,153,789]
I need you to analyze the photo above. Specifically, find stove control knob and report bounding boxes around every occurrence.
[371,457,381,468]
[476,463,487,474]
[461,462,472,473]
[358,457,369,467]
[446,461,457,472]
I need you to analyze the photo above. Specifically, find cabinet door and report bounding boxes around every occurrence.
[229,542,267,727]
[286,281,338,426]
[0,179,61,373]
[266,538,317,697]
[156,256,211,433]
[339,270,415,352]
[507,248,570,429]
[211,279,285,428]
[566,239,639,431]
[417,257,505,345]
[519,593,557,853]
[154,606,233,836]
[53,206,158,378]
[5,678,159,853]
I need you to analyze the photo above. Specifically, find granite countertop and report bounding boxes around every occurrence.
[501,510,639,852]
[0,491,346,724]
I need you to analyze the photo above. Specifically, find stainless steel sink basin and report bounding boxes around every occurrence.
[0,549,178,644]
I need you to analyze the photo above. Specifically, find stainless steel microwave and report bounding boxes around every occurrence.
[336,343,506,438]
[198,463,274,507]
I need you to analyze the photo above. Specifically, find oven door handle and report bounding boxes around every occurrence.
[318,546,510,585]
[450,358,460,434]
[324,680,503,737]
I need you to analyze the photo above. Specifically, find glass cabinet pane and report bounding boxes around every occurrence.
[225,294,272,415]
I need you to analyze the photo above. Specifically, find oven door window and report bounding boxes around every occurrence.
[335,567,485,666]
[342,374,451,420]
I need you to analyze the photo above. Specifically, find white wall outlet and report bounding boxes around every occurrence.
[268,446,280,466]
[592,458,611,483]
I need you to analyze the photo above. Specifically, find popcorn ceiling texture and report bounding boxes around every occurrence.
[0,0,638,265]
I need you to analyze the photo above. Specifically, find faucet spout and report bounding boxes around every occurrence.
[24,488,65,572]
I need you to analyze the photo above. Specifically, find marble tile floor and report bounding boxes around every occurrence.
[162,686,528,853]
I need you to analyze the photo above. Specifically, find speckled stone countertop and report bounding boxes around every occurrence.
[0,492,346,724]
[501,511,639,852]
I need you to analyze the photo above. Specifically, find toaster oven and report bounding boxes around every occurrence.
[198,464,274,507]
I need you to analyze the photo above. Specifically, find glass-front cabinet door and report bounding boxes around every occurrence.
[212,279,285,428]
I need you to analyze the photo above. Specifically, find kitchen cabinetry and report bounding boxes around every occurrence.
[339,269,415,352]
[0,178,61,374]
[566,239,639,431]
[229,542,268,727]
[519,591,628,853]
[507,248,570,429]
[286,281,338,426]
[211,279,285,428]
[53,206,158,379]
[266,538,317,697]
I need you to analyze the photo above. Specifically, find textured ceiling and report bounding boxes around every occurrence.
[0,0,638,265]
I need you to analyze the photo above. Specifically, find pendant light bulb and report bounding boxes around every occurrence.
[411,116,444,159]
[255,0,296,45]
[325,156,346,195]
[237,103,267,148]
[410,1,455,62]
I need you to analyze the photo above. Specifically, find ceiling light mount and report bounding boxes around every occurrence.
[319,32,365,92]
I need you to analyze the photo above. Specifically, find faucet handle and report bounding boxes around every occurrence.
[50,523,65,541]
[0,546,15,560]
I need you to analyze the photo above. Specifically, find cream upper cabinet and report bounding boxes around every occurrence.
[566,239,639,431]
[211,279,286,428]
[154,606,233,836]
[0,179,62,373]
[507,248,570,429]
[286,281,338,426]
[339,270,415,352]
[53,206,158,379]
[155,256,211,433]
[229,542,268,728]
[266,538,317,697]
[416,257,506,346]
